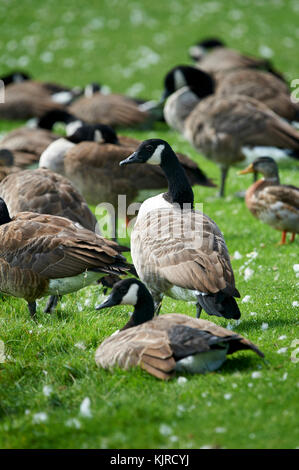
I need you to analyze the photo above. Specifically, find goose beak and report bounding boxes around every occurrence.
[119,152,142,166]
[238,163,254,175]
[95,294,118,310]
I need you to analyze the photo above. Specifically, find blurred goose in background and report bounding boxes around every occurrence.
[68,87,156,129]
[0,71,81,120]
[120,139,241,320]
[0,198,132,318]
[95,279,264,380]
[189,38,284,80]
[162,65,299,196]
[239,157,299,245]
[0,127,59,168]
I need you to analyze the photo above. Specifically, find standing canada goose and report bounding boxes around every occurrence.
[189,38,284,80]
[0,198,132,318]
[0,127,59,168]
[239,157,299,245]
[120,139,241,319]
[162,65,299,196]
[95,279,264,380]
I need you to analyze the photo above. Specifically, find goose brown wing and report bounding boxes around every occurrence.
[0,212,128,279]
[95,325,175,380]
[0,169,97,231]
[187,95,299,153]
[132,207,237,295]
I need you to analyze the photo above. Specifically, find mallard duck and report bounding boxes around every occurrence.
[95,278,263,380]
[239,157,299,244]
[162,65,299,196]
[120,139,241,319]
[189,38,284,80]
[0,198,131,318]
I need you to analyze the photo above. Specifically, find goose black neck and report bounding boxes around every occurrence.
[0,199,11,225]
[122,290,155,330]
[161,150,194,208]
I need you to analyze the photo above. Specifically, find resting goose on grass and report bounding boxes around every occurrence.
[0,198,132,318]
[162,65,299,197]
[95,279,264,380]
[189,38,284,80]
[120,139,241,320]
[239,157,299,245]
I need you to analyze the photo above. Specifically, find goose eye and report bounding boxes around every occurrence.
[146,145,153,152]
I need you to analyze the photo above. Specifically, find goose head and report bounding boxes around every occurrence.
[119,138,172,167]
[162,65,215,101]
[67,123,119,144]
[0,198,12,225]
[239,156,279,181]
[1,71,31,85]
[96,278,155,327]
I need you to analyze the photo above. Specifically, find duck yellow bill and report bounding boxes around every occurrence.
[238,163,254,175]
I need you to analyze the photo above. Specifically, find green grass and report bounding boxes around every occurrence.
[0,0,299,450]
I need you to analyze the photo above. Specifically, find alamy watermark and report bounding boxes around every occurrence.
[290,339,299,364]
[94,195,206,247]
[290,79,299,104]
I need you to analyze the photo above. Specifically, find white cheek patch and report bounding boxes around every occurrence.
[95,129,104,143]
[174,69,187,90]
[66,120,83,136]
[147,144,165,165]
[120,283,139,306]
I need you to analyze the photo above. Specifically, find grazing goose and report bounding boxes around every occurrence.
[0,168,97,231]
[189,38,284,80]
[239,157,299,245]
[0,127,59,168]
[120,139,241,319]
[0,168,98,313]
[95,279,264,380]
[0,198,132,318]
[162,65,299,196]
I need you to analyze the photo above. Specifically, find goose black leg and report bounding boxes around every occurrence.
[44,295,62,313]
[28,301,36,319]
[196,303,202,318]
[219,167,229,198]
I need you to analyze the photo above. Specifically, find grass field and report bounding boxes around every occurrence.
[0,0,299,450]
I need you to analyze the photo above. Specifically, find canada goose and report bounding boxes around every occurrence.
[0,167,99,313]
[0,198,132,318]
[120,139,241,319]
[95,278,263,380]
[189,38,284,80]
[68,90,154,129]
[162,65,299,197]
[0,79,67,120]
[39,124,215,235]
[239,157,299,245]
[0,168,97,231]
[0,127,59,168]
